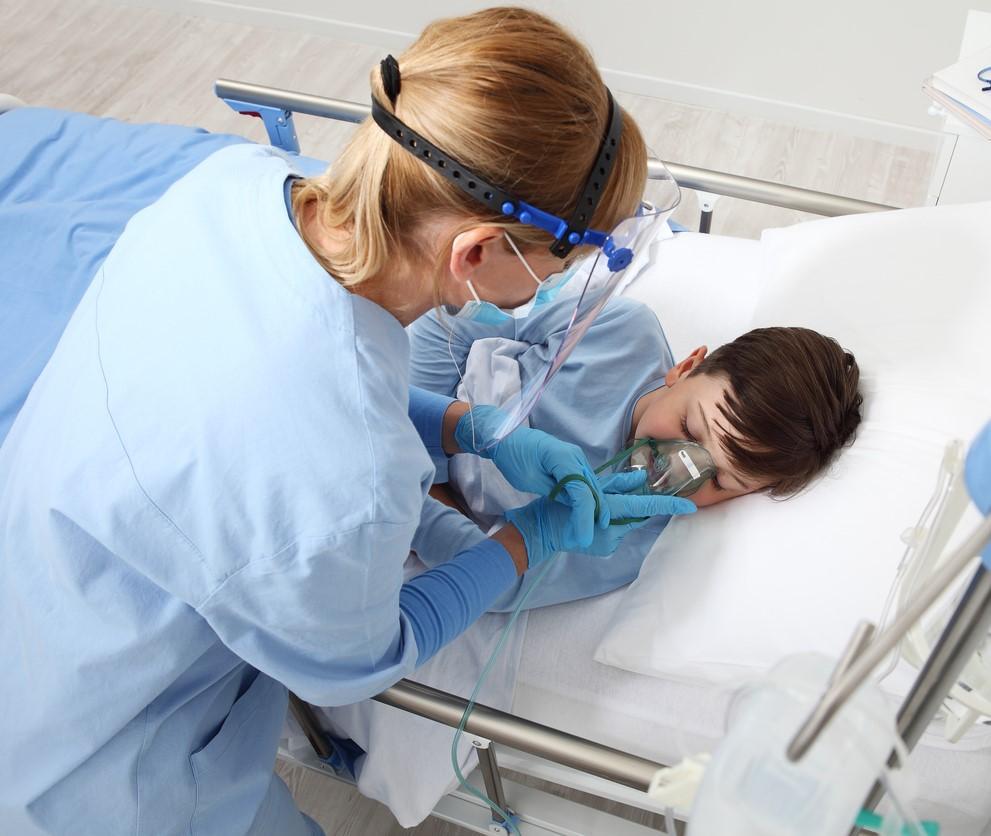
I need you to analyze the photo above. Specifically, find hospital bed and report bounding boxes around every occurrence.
[212,82,991,836]
[2,85,989,836]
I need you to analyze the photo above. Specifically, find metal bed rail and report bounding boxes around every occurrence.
[288,679,669,832]
[214,78,898,222]
[371,679,661,792]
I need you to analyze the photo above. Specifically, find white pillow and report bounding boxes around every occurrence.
[622,230,763,359]
[595,202,991,691]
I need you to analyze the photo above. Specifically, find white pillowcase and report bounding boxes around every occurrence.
[621,229,764,359]
[594,203,991,691]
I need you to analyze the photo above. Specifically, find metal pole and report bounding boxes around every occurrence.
[288,692,333,760]
[896,564,991,751]
[475,743,510,823]
[373,679,663,792]
[856,565,991,819]
[653,159,895,217]
[829,621,877,685]
[214,79,899,218]
[215,79,369,124]
[787,515,991,761]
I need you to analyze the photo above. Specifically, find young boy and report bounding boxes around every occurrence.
[407,290,862,611]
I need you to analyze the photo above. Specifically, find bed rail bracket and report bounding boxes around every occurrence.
[221,97,300,154]
[696,191,720,234]
[471,737,519,833]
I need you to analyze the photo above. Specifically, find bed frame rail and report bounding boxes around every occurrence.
[214,78,898,226]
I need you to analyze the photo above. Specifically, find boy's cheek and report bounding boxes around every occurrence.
[686,485,722,508]
[685,483,752,508]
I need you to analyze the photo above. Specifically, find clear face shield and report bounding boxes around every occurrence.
[485,187,680,446]
[371,61,682,450]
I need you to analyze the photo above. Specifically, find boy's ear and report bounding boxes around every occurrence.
[665,345,708,387]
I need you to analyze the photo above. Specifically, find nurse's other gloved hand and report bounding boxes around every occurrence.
[455,405,603,546]
[597,469,697,533]
[505,480,695,568]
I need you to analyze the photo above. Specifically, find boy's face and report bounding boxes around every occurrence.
[631,346,764,508]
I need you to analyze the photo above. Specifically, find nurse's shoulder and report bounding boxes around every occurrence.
[90,145,430,574]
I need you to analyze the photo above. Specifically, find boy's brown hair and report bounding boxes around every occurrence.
[690,327,862,497]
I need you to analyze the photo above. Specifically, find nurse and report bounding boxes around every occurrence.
[0,7,692,836]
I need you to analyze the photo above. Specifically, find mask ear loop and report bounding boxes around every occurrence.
[464,278,483,304]
[503,231,542,287]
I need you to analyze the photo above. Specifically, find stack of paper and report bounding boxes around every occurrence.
[924,45,991,139]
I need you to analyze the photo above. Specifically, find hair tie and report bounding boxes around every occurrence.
[380,55,402,106]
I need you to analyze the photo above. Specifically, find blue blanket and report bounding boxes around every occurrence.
[0,107,325,444]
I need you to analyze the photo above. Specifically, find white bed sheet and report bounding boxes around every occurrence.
[513,589,991,836]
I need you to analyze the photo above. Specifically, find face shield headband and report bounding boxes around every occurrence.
[369,55,625,262]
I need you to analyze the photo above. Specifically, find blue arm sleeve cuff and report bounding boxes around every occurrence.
[409,385,455,467]
[399,539,517,665]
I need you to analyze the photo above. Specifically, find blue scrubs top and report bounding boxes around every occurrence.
[408,295,676,610]
[0,143,512,834]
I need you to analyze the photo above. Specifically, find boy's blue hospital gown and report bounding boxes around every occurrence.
[408,293,676,610]
[0,144,510,834]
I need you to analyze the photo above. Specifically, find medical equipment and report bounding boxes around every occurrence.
[873,441,991,743]
[493,202,680,447]
[688,653,917,836]
[783,424,991,828]
[371,54,633,262]
[454,403,605,546]
[369,56,682,447]
[548,437,714,518]
[450,546,566,834]
[625,439,717,498]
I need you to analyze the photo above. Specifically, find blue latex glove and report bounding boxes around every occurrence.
[455,405,605,546]
[505,470,696,568]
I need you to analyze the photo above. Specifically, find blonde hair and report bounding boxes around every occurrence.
[292,6,647,297]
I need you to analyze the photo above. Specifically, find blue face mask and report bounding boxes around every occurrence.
[449,233,578,324]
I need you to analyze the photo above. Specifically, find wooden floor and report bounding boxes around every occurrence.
[0,0,938,832]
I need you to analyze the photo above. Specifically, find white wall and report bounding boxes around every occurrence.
[126,0,991,148]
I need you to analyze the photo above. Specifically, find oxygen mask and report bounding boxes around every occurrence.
[623,438,717,498]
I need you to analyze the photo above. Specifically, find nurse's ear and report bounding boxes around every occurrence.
[665,345,708,387]
[448,226,507,284]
